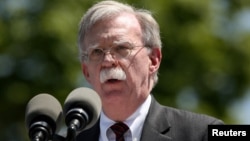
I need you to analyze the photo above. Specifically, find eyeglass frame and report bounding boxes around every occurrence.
[81,42,146,63]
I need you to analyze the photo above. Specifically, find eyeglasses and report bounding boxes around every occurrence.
[82,42,143,63]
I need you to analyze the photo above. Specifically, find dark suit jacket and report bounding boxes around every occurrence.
[76,96,224,141]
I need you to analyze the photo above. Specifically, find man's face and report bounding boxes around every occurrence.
[81,13,161,109]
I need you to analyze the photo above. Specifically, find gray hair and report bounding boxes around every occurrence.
[78,0,162,86]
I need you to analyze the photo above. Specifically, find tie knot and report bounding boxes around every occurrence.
[110,122,129,141]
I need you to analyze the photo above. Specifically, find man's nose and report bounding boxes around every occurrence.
[101,51,117,67]
[103,51,115,61]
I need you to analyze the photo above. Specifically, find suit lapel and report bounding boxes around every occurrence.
[140,96,172,141]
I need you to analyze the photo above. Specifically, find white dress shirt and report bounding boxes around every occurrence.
[99,95,152,141]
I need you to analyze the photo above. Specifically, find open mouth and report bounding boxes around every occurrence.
[106,79,120,83]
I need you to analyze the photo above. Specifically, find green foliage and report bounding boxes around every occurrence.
[0,0,250,140]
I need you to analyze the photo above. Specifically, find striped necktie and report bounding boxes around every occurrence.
[110,122,129,141]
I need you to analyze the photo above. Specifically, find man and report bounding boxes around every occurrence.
[77,0,224,141]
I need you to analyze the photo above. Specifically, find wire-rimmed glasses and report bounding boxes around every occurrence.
[82,42,143,63]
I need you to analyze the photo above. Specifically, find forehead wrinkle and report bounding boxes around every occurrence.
[84,13,142,49]
[89,36,132,48]
[113,39,133,45]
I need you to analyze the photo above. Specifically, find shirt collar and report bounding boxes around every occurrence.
[99,95,152,141]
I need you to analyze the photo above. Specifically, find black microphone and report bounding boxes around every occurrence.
[63,87,101,135]
[25,93,63,141]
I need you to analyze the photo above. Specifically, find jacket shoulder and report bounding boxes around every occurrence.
[163,105,224,125]
[146,98,224,141]
[160,104,224,141]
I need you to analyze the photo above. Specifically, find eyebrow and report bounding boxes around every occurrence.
[87,40,133,49]
[113,40,131,45]
[87,43,99,49]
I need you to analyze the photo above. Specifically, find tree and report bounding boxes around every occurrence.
[0,0,249,140]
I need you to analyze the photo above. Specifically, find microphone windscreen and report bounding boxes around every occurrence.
[63,87,101,130]
[25,93,63,131]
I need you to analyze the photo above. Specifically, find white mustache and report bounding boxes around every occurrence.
[100,67,126,83]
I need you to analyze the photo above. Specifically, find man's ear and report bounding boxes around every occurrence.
[149,47,162,73]
[81,63,91,82]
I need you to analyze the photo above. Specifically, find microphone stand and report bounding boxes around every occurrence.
[29,121,52,141]
[65,119,81,141]
[64,108,89,141]
[32,131,46,141]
